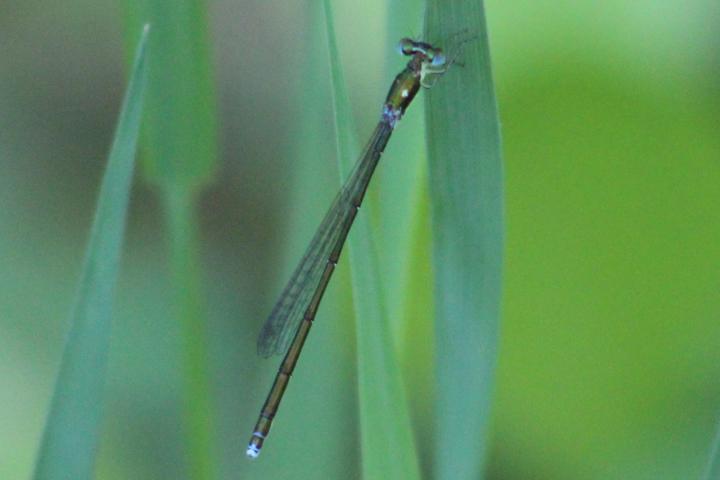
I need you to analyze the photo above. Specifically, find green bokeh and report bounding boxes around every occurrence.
[0,1,718,479]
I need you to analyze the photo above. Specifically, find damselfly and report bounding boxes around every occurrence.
[247,36,466,459]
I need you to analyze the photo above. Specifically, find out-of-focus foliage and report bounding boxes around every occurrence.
[33,25,148,480]
[123,2,220,479]
[0,1,718,479]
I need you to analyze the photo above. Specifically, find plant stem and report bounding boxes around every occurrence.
[163,185,216,480]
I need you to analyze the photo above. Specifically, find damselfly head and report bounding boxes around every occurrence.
[414,30,478,88]
[397,38,445,67]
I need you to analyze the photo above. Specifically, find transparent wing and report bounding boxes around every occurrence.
[257,122,391,357]
[257,189,348,357]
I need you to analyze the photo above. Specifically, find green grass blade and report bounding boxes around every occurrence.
[702,420,720,480]
[424,2,504,479]
[322,2,421,479]
[122,4,218,478]
[32,26,150,480]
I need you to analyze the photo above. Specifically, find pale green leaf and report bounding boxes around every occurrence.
[323,1,421,479]
[425,1,504,479]
[33,25,150,480]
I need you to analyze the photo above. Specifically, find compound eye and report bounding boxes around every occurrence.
[397,38,415,56]
[430,50,446,67]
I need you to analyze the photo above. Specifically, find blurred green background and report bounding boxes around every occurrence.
[1,1,718,479]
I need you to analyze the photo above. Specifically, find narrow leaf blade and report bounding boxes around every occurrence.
[33,26,150,480]
[424,2,504,479]
[323,2,422,479]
